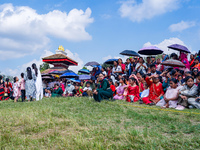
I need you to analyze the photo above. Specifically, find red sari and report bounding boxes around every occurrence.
[110,85,116,96]
[145,77,164,104]
[126,85,139,102]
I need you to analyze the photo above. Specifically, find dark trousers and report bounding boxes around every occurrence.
[21,90,25,102]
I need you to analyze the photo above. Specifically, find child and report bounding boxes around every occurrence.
[145,74,164,105]
[44,88,51,98]
[126,77,139,102]
[139,82,149,104]
[19,73,25,102]
[13,77,21,103]
[113,78,126,100]
[176,76,198,110]
[156,78,181,108]
[82,82,93,97]
[108,79,116,96]
[73,85,83,97]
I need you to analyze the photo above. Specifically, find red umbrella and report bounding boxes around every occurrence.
[161,59,185,68]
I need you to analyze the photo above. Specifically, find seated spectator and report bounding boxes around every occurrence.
[150,64,161,75]
[145,74,164,105]
[63,81,75,97]
[108,79,116,96]
[93,73,113,102]
[176,76,198,110]
[44,88,51,98]
[113,78,126,100]
[52,84,63,97]
[73,85,83,97]
[126,77,139,102]
[156,78,181,108]
[82,82,93,97]
[139,82,149,104]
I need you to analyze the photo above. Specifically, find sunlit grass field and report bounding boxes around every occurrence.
[0,97,200,149]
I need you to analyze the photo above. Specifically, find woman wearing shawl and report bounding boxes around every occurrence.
[32,63,43,101]
[25,67,36,102]
[179,52,190,71]
[93,73,113,102]
[0,75,4,100]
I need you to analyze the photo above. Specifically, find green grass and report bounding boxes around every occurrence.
[0,97,200,150]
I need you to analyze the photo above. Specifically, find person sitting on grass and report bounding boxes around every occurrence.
[52,84,63,97]
[126,77,139,102]
[44,88,51,98]
[73,85,83,97]
[145,74,164,106]
[139,82,149,104]
[82,82,93,97]
[176,76,198,110]
[156,78,182,108]
[63,81,75,97]
[93,73,113,102]
[113,78,126,100]
[108,79,116,97]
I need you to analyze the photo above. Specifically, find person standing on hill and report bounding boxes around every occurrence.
[32,63,43,101]
[0,75,4,101]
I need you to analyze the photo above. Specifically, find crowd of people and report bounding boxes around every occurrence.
[1,52,200,110]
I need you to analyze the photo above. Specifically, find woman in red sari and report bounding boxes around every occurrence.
[0,75,4,100]
[144,74,164,105]
[4,78,13,100]
[126,77,140,102]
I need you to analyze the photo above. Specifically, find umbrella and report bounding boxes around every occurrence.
[161,59,185,68]
[104,59,118,65]
[138,46,163,55]
[42,76,54,79]
[85,61,100,66]
[168,44,190,53]
[79,75,91,80]
[120,50,140,57]
[60,70,79,78]
[70,78,81,83]
[78,69,90,74]
[49,71,65,75]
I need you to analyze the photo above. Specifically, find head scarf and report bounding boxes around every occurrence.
[32,63,38,77]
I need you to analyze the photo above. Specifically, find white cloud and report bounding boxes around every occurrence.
[100,14,111,19]
[119,0,180,22]
[0,3,94,60]
[143,37,188,55]
[65,49,84,73]
[169,21,196,32]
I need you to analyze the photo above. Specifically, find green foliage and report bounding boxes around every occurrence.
[40,63,50,72]
[0,97,200,149]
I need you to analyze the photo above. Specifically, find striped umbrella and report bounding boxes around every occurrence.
[161,59,185,68]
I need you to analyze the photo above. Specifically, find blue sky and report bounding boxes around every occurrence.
[0,0,200,75]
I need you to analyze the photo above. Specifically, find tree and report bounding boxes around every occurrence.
[40,63,50,72]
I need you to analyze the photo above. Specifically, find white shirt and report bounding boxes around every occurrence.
[135,63,147,74]
[83,87,92,91]
[141,89,149,98]
[112,65,122,74]
[102,71,107,76]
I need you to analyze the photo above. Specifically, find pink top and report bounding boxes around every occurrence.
[20,78,25,90]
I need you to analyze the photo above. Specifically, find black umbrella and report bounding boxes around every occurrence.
[104,59,118,65]
[85,61,100,66]
[120,50,140,57]
[138,46,163,55]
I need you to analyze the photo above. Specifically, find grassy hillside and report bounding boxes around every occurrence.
[0,97,200,149]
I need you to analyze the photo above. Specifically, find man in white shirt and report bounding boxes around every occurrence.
[63,81,75,96]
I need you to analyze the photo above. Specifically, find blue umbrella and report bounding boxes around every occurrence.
[60,70,78,78]
[49,71,64,75]
[79,75,91,80]
[104,59,118,65]
[78,69,90,74]
[70,78,81,83]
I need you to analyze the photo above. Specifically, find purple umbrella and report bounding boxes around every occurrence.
[138,46,163,55]
[79,75,91,80]
[168,44,190,53]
